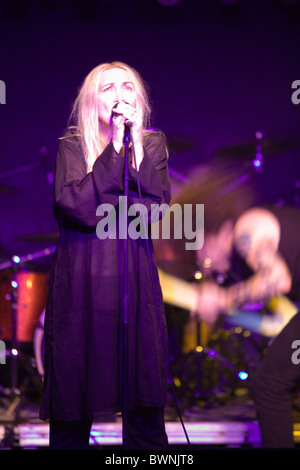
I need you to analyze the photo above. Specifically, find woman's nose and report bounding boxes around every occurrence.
[114,87,123,104]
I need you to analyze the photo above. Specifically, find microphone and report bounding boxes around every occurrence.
[111,103,133,127]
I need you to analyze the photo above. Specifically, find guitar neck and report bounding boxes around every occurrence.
[158,268,298,337]
[158,268,197,312]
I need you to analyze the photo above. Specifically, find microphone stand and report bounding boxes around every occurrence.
[122,123,131,449]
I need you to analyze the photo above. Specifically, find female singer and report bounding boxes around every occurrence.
[40,61,171,450]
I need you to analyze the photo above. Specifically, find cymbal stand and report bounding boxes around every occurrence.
[0,259,22,425]
[0,246,55,447]
[8,261,19,399]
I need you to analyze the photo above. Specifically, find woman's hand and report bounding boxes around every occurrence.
[111,102,144,170]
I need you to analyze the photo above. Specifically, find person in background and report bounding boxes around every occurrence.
[157,162,300,448]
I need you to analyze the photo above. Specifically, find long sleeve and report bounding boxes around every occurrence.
[54,131,171,229]
[128,131,171,211]
[54,137,125,228]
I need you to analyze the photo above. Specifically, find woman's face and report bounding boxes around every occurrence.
[97,67,137,127]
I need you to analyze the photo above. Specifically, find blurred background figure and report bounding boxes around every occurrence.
[155,159,300,447]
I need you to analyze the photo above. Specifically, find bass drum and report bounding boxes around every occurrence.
[34,310,45,378]
[0,269,48,342]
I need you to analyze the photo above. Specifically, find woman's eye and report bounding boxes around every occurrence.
[124,85,133,92]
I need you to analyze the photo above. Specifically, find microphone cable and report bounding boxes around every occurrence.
[130,130,191,448]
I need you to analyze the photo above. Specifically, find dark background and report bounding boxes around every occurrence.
[0,0,299,263]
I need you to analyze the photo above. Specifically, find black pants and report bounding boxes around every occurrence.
[251,312,300,448]
[49,406,168,450]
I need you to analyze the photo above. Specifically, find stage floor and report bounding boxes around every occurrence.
[1,338,300,450]
[1,395,300,449]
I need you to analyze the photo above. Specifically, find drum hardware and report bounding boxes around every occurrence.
[0,246,55,429]
[11,262,18,395]
[160,267,292,414]
[0,144,53,187]
[0,185,17,194]
[167,306,269,414]
[214,133,300,161]
[165,134,197,154]
[14,232,59,243]
[170,318,236,408]
[33,310,45,378]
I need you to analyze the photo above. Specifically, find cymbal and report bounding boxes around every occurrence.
[166,135,197,153]
[157,259,195,281]
[14,232,59,243]
[0,185,17,193]
[214,136,300,160]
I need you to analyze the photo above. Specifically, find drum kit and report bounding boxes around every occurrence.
[0,146,57,426]
[0,244,56,423]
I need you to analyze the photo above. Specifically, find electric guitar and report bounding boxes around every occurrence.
[158,268,298,337]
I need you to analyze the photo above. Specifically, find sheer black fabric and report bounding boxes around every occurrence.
[40,132,171,421]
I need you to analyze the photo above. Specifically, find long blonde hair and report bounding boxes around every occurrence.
[65,61,151,172]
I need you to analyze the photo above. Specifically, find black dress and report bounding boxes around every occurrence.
[40,131,171,421]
